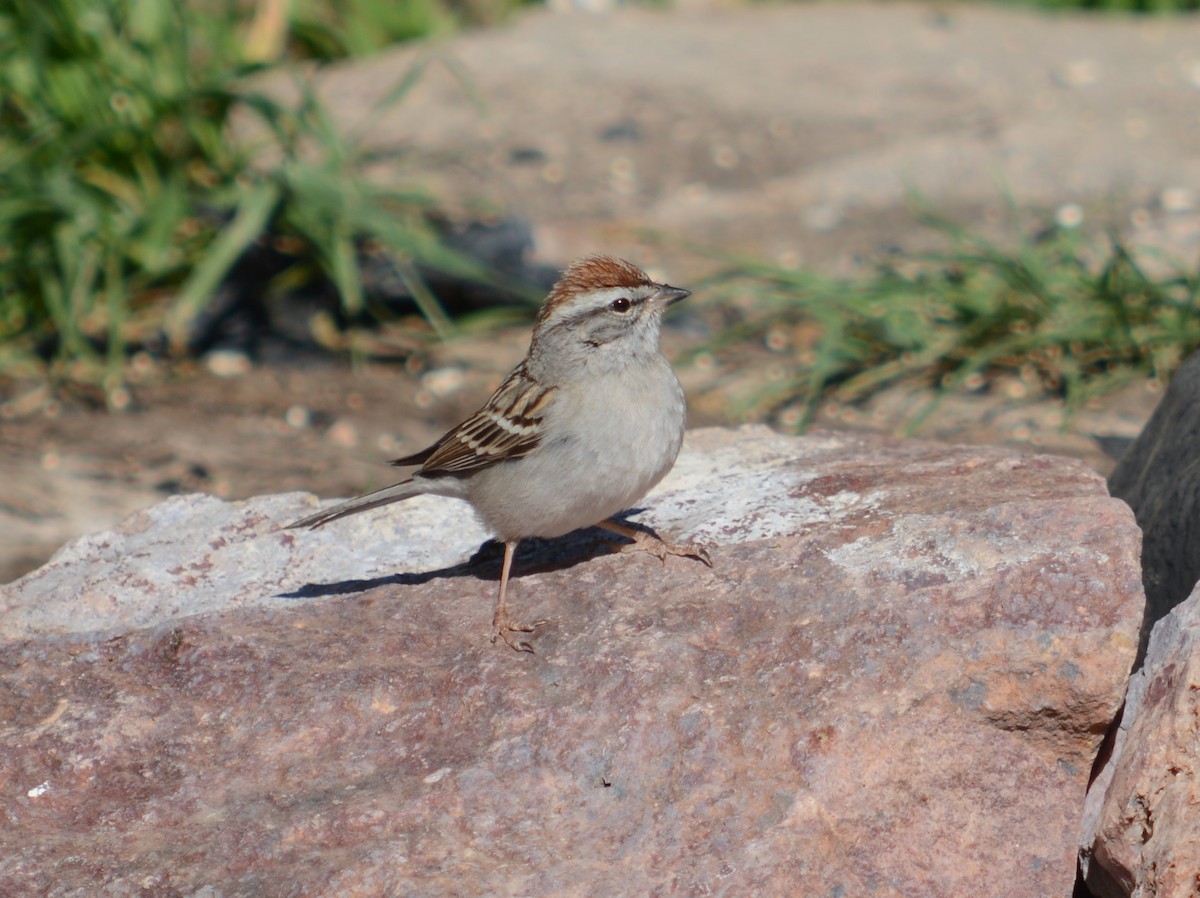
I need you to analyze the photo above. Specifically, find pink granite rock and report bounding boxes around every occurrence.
[1080,585,1200,898]
[0,427,1142,897]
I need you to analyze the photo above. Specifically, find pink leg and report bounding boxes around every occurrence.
[490,539,546,652]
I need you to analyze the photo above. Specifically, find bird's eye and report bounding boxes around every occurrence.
[610,297,631,313]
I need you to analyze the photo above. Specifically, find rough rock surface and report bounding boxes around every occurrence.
[1,427,1142,896]
[1108,348,1200,654]
[1080,585,1200,898]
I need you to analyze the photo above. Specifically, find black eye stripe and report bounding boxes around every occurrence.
[555,294,647,330]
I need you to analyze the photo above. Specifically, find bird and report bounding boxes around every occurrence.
[287,254,711,650]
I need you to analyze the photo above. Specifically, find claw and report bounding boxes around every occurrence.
[491,614,547,653]
[493,630,535,653]
[597,519,714,569]
[683,544,714,568]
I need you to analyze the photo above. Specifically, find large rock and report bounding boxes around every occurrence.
[1088,349,1200,897]
[1080,584,1200,898]
[1108,349,1200,655]
[0,426,1142,896]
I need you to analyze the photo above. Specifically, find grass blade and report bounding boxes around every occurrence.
[165,180,281,352]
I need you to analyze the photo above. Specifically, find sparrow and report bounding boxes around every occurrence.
[288,255,711,650]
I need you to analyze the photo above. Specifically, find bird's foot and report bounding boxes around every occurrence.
[598,519,713,568]
[491,605,547,653]
[621,533,713,567]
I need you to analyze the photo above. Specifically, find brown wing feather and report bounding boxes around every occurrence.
[391,366,555,478]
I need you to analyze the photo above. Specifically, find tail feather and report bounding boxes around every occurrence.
[286,479,422,530]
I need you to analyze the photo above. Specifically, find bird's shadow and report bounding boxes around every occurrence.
[278,510,658,601]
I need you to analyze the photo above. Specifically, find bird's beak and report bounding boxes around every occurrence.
[653,284,691,306]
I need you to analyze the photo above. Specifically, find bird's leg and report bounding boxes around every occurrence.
[597,519,713,568]
[490,539,546,653]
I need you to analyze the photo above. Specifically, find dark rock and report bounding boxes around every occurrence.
[1107,349,1200,657]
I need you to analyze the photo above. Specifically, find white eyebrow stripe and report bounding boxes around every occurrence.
[540,285,653,326]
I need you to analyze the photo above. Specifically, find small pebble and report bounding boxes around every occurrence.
[285,405,311,429]
[108,386,131,411]
[421,368,466,398]
[205,350,252,378]
[326,419,359,448]
[1055,203,1084,229]
[1161,187,1196,213]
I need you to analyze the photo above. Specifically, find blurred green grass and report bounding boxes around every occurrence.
[0,0,515,397]
[689,208,1200,432]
